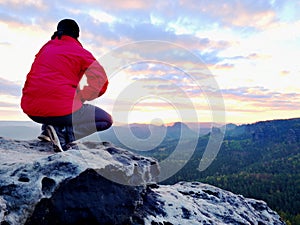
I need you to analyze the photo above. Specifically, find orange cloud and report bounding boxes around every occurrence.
[212,63,234,70]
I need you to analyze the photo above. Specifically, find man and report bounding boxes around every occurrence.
[21,19,112,151]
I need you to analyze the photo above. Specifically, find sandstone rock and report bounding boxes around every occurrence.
[0,138,159,225]
[0,138,285,225]
[144,182,285,225]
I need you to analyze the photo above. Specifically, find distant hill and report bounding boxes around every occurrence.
[94,121,199,151]
[166,122,198,139]
[0,121,211,142]
[1,118,299,223]
[225,117,300,143]
[0,121,40,140]
[159,117,300,225]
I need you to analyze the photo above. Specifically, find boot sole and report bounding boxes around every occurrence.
[38,134,51,142]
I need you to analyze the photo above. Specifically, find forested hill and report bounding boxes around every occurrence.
[159,118,300,225]
[226,117,300,143]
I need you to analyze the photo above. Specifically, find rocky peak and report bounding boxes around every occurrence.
[0,138,285,225]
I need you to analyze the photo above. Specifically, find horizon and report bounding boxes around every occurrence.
[0,1,299,125]
[1,116,299,127]
[0,116,299,144]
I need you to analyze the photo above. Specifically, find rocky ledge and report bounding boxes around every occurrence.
[0,137,285,225]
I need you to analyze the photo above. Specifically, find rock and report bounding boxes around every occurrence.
[0,138,159,225]
[0,138,285,225]
[143,182,285,225]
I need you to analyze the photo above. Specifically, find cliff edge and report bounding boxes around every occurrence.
[0,137,285,225]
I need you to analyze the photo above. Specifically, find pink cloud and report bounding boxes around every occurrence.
[69,0,155,10]
[222,86,300,112]
[178,0,277,29]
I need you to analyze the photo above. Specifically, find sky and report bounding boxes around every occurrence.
[0,0,300,126]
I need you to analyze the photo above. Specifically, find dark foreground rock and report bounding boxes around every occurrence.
[0,138,285,225]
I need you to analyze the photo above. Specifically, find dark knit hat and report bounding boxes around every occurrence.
[51,19,80,40]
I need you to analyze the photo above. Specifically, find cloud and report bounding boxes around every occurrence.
[222,86,275,99]
[221,86,300,111]
[0,0,299,123]
[0,0,49,26]
[213,63,235,70]
[0,41,11,46]
[68,0,156,11]
[0,78,22,97]
[208,52,272,71]
[0,0,46,9]
[176,0,278,30]
[0,0,234,62]
[280,70,290,76]
[245,53,271,60]
[0,101,18,108]
[1,0,298,43]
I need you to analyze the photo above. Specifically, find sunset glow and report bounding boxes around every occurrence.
[0,0,299,125]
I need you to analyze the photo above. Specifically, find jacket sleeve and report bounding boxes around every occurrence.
[78,58,109,102]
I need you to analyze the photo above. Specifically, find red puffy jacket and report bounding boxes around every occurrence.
[21,36,108,117]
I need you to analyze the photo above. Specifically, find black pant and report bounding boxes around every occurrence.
[29,104,113,140]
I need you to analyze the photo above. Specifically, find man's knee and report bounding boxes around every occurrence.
[104,115,113,130]
[96,120,112,131]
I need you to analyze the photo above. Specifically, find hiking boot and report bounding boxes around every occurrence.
[65,126,76,143]
[38,133,51,142]
[64,142,80,151]
[62,126,79,151]
[38,125,51,142]
[46,125,64,152]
